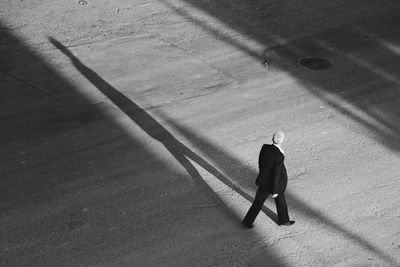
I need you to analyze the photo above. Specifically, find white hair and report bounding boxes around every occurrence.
[272,131,285,144]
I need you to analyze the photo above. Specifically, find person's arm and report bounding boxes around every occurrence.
[258,145,265,171]
[272,155,284,196]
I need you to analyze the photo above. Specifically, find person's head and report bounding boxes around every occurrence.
[272,131,285,145]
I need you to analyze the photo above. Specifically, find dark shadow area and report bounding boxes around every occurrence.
[2,1,400,264]
[48,37,279,224]
[0,23,283,266]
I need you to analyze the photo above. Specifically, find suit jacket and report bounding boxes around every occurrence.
[255,144,287,194]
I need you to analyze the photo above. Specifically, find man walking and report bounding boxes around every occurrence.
[242,131,295,228]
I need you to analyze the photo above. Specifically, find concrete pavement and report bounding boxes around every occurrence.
[1,0,400,266]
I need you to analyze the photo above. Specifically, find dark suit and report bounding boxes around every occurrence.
[243,144,290,225]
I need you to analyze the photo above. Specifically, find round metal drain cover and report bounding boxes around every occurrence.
[299,57,333,70]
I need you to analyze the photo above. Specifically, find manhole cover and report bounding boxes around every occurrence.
[299,57,333,70]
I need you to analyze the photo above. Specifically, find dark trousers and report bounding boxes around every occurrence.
[243,188,289,225]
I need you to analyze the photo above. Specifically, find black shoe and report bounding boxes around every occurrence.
[241,221,254,228]
[279,220,295,226]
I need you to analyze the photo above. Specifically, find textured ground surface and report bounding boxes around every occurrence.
[1,0,400,266]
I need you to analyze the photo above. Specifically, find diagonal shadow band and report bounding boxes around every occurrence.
[161,0,400,155]
[49,37,399,266]
[48,37,278,224]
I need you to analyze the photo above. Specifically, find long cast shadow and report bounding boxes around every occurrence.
[0,21,285,266]
[50,37,399,266]
[49,37,278,223]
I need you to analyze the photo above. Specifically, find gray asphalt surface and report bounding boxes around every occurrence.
[1,0,400,266]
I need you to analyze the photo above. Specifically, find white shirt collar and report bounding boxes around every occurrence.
[273,144,284,154]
